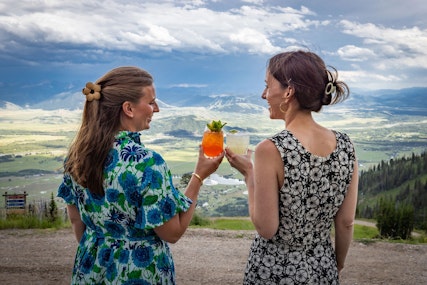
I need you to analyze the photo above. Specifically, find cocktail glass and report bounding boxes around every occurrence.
[202,129,224,157]
[226,132,250,155]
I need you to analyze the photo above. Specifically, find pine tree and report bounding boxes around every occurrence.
[376,197,414,239]
[49,192,58,222]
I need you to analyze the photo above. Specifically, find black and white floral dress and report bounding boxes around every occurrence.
[243,130,356,285]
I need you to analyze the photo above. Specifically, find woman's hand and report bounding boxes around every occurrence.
[224,147,253,176]
[193,145,224,180]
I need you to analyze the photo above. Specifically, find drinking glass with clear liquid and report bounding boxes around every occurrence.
[226,132,250,155]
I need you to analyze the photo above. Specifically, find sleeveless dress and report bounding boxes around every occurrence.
[57,131,192,284]
[243,130,356,285]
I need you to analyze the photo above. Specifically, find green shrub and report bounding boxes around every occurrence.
[376,197,414,239]
[190,212,211,226]
[0,214,65,229]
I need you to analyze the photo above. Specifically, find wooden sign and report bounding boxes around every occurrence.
[3,192,28,214]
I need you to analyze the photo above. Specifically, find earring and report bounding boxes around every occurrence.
[279,102,286,113]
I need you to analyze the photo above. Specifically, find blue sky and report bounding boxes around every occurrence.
[0,0,426,105]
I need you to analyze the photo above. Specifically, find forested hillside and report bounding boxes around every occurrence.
[358,151,427,230]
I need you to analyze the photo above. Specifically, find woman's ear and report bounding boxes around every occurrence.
[284,86,295,100]
[122,101,134,118]
[281,86,292,99]
[287,86,295,96]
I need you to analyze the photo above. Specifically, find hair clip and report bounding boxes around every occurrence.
[82,82,101,101]
[325,82,336,95]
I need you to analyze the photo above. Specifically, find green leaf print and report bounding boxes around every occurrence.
[92,264,101,273]
[135,157,155,172]
[142,195,158,206]
[128,270,142,279]
[135,162,146,172]
[118,193,126,208]
[147,263,156,274]
[146,157,155,167]
[114,249,122,259]
[93,204,101,212]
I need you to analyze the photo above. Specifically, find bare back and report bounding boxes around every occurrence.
[289,124,337,158]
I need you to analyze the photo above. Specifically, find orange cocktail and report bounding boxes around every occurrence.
[202,130,224,157]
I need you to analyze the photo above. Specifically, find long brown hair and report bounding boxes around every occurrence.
[64,67,153,196]
[268,50,349,112]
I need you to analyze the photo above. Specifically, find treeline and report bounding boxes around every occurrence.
[0,169,56,178]
[358,150,427,232]
[359,151,427,195]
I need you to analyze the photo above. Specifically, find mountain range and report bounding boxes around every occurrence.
[0,87,426,116]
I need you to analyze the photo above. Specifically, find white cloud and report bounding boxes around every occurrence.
[169,83,208,88]
[0,1,317,55]
[122,23,180,49]
[242,0,265,5]
[337,45,376,62]
[340,70,404,90]
[0,0,426,92]
[334,20,427,88]
[229,28,281,54]
[340,20,427,69]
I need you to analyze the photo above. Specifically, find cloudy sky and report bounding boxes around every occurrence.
[0,0,426,104]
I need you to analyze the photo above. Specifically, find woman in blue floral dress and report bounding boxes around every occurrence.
[58,67,223,284]
[225,51,359,284]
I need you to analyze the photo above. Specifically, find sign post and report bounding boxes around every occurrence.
[3,191,28,215]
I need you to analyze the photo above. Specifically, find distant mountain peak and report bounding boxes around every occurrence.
[0,100,22,110]
[207,95,265,113]
[1,87,426,116]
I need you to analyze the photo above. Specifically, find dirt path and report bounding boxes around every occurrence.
[0,228,426,285]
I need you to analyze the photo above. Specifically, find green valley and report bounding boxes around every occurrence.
[0,103,426,219]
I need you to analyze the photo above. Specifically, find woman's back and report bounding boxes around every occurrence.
[286,120,337,158]
[273,130,354,244]
[243,129,356,284]
[58,131,193,284]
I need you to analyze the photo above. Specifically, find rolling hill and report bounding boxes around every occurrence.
[0,87,426,218]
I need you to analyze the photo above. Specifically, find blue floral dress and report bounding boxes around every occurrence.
[58,131,192,285]
[243,130,356,285]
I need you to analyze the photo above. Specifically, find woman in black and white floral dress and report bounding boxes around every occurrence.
[225,50,359,284]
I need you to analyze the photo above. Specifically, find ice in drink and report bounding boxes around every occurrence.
[202,130,224,157]
[226,132,249,155]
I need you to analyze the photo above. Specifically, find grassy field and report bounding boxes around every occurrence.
[1,106,426,218]
[194,217,426,243]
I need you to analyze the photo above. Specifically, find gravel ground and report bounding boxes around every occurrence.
[0,228,426,285]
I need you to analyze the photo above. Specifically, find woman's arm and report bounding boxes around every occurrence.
[334,160,359,275]
[226,139,282,239]
[154,175,205,243]
[67,204,85,243]
[154,147,224,243]
[251,140,282,239]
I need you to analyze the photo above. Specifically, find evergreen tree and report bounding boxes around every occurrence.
[48,192,58,222]
[376,197,414,239]
[358,150,427,231]
[396,203,414,239]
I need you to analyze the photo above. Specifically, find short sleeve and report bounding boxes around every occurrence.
[134,152,192,230]
[57,173,77,205]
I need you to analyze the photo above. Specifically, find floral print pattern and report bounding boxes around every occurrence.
[243,130,355,284]
[58,131,192,284]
